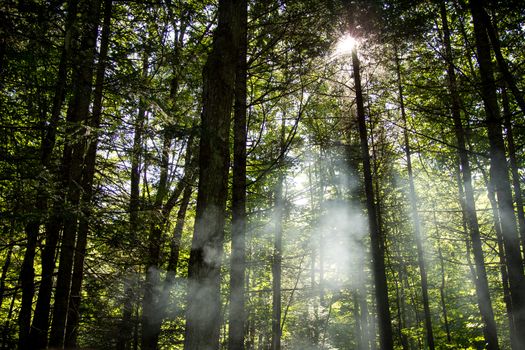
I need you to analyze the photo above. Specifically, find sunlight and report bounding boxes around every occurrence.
[334,34,357,57]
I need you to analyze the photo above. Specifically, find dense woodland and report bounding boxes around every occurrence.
[1,0,525,349]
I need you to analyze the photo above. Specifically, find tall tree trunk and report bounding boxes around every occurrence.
[64,1,112,346]
[117,55,149,350]
[143,138,195,349]
[49,0,101,346]
[351,45,393,350]
[271,119,285,350]
[485,177,518,349]
[394,47,435,350]
[183,0,244,348]
[228,2,248,348]
[501,87,525,257]
[141,131,172,350]
[23,2,79,348]
[441,3,500,348]
[477,6,525,116]
[469,1,525,347]
[0,244,12,309]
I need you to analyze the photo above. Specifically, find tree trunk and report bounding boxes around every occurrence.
[63,1,112,346]
[394,47,435,350]
[23,2,79,348]
[351,45,393,350]
[271,119,286,350]
[441,3,500,348]
[501,87,525,257]
[478,6,525,116]
[117,55,149,350]
[142,131,172,350]
[183,1,244,348]
[0,244,12,310]
[469,1,525,347]
[48,0,101,346]
[485,177,518,349]
[228,3,248,348]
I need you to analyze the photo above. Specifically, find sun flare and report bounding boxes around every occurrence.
[334,34,357,56]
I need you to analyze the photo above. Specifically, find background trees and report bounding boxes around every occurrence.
[1,0,524,349]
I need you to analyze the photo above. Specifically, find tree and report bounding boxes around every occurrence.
[183,0,246,349]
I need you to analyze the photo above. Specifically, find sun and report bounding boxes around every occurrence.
[334,34,357,56]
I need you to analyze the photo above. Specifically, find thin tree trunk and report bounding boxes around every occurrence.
[441,3,500,348]
[351,45,393,350]
[48,0,101,346]
[17,222,39,349]
[0,244,12,309]
[501,87,525,257]
[271,119,285,350]
[1,284,18,350]
[228,3,248,348]
[25,2,79,348]
[485,178,518,349]
[144,138,195,347]
[64,1,112,346]
[394,47,435,350]
[142,131,172,350]
[469,2,525,347]
[437,244,451,344]
[117,54,149,350]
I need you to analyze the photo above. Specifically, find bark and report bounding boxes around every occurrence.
[478,6,525,116]
[0,244,12,309]
[441,3,500,348]
[351,46,393,350]
[19,2,79,348]
[469,1,525,347]
[183,0,244,348]
[271,119,285,350]
[165,179,194,282]
[117,53,149,350]
[27,1,80,348]
[437,245,451,344]
[17,222,39,350]
[228,3,248,348]
[142,138,195,349]
[141,131,172,350]
[501,87,525,257]
[485,178,518,349]
[63,1,112,346]
[48,0,101,346]
[394,47,435,350]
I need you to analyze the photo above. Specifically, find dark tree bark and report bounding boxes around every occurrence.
[117,55,149,350]
[478,6,525,116]
[48,0,102,346]
[394,47,435,350]
[469,1,525,347]
[142,139,194,349]
[351,45,393,350]
[228,3,248,348]
[271,117,286,350]
[27,1,80,348]
[64,1,112,346]
[441,3,500,349]
[183,0,244,348]
[0,244,12,310]
[501,87,525,257]
[19,2,79,348]
[141,131,173,350]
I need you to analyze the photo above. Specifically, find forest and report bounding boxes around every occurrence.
[1,0,525,349]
